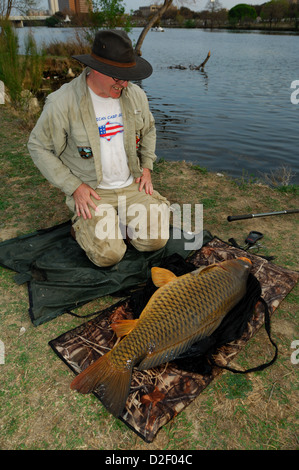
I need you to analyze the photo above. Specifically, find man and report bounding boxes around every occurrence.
[28,30,170,267]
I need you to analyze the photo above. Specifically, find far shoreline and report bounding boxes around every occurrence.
[16,22,299,34]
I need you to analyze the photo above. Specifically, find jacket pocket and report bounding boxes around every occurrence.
[134,110,144,132]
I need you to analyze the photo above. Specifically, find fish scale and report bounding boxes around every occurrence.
[70,258,252,417]
[109,266,244,369]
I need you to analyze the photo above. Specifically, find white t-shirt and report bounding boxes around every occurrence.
[89,87,133,189]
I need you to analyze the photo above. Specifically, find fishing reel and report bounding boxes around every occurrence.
[244,231,264,251]
[229,231,264,253]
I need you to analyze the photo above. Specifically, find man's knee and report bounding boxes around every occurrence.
[131,235,169,253]
[86,242,127,267]
[72,216,127,267]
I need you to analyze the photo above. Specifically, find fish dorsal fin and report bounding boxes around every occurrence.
[151,267,177,287]
[110,319,139,338]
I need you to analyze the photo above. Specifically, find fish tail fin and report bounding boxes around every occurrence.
[70,351,132,417]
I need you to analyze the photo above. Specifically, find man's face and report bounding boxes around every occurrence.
[90,70,129,99]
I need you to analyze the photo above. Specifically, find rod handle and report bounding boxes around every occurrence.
[227,214,252,222]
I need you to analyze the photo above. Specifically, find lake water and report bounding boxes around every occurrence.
[16,26,299,183]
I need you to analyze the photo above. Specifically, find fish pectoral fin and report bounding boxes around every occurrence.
[110,319,139,338]
[151,267,177,287]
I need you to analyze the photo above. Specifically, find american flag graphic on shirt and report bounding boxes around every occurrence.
[99,121,124,141]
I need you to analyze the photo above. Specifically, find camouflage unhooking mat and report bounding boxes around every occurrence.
[49,237,298,443]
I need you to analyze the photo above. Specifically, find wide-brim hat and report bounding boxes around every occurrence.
[72,29,153,81]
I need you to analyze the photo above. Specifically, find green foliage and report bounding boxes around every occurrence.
[0,20,25,104]
[192,165,208,175]
[276,184,299,195]
[45,16,60,27]
[185,19,196,28]
[228,3,257,24]
[89,0,132,32]
[0,20,45,106]
[23,32,46,94]
[260,0,289,23]
[46,11,66,27]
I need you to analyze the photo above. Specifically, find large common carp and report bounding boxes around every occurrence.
[70,257,252,416]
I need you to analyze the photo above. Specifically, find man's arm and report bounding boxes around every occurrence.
[28,104,83,197]
[28,98,101,218]
[134,89,157,194]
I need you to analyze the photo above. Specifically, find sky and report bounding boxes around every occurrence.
[38,0,263,14]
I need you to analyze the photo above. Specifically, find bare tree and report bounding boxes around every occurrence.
[204,0,223,28]
[0,0,38,20]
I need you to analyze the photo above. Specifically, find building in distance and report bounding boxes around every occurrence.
[48,0,59,15]
[138,4,160,16]
[57,0,90,14]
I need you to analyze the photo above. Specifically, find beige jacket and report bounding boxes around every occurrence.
[27,68,157,210]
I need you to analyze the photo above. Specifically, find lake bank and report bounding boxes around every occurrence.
[16,18,299,34]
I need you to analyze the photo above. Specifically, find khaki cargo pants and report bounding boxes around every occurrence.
[72,182,170,267]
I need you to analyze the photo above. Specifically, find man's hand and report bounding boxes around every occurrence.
[73,183,101,219]
[135,168,153,195]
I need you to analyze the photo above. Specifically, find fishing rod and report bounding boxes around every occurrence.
[227,209,299,222]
